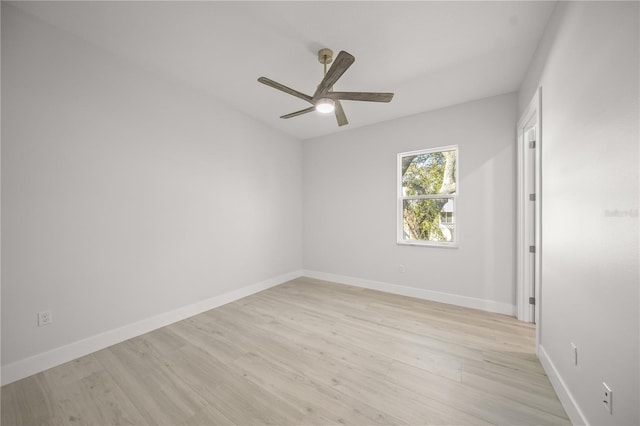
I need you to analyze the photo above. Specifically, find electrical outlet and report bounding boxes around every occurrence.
[399,264,405,273]
[570,342,577,366]
[37,310,52,327]
[602,382,613,414]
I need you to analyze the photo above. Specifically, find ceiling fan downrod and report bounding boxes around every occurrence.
[316,48,336,114]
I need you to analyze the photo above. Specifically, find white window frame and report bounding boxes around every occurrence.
[397,145,459,248]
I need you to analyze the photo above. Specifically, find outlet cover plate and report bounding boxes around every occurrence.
[37,310,53,326]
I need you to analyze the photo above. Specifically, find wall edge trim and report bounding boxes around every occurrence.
[538,344,589,425]
[302,270,516,316]
[1,270,304,385]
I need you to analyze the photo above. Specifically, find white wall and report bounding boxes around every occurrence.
[303,93,517,314]
[518,2,639,425]
[1,4,302,381]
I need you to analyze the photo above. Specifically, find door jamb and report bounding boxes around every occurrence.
[516,88,542,350]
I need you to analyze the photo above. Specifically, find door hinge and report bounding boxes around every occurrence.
[529,140,536,149]
[529,297,536,305]
[529,245,536,253]
[529,193,536,202]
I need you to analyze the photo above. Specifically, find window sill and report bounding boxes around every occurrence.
[397,240,459,249]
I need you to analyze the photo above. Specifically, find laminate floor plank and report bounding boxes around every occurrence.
[169,344,308,425]
[232,351,403,425]
[1,278,570,425]
[1,375,62,426]
[92,343,207,425]
[386,361,568,425]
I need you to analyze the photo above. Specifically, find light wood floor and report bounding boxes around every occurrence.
[2,277,570,425]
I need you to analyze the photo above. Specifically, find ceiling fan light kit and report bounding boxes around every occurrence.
[258,48,394,127]
[315,98,335,113]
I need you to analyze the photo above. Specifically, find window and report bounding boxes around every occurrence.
[397,146,458,247]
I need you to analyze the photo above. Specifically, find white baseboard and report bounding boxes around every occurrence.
[302,270,516,316]
[538,345,587,425]
[2,269,516,385]
[1,270,304,386]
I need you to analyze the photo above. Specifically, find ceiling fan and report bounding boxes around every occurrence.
[258,48,394,127]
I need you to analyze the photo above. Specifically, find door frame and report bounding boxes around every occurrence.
[516,88,542,348]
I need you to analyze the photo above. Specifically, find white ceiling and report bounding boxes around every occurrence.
[12,1,556,140]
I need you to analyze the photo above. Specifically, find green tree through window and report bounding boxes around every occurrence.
[398,147,457,245]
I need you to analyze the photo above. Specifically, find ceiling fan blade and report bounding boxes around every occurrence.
[314,51,355,98]
[280,106,316,119]
[334,101,348,126]
[326,92,394,103]
[258,77,313,104]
